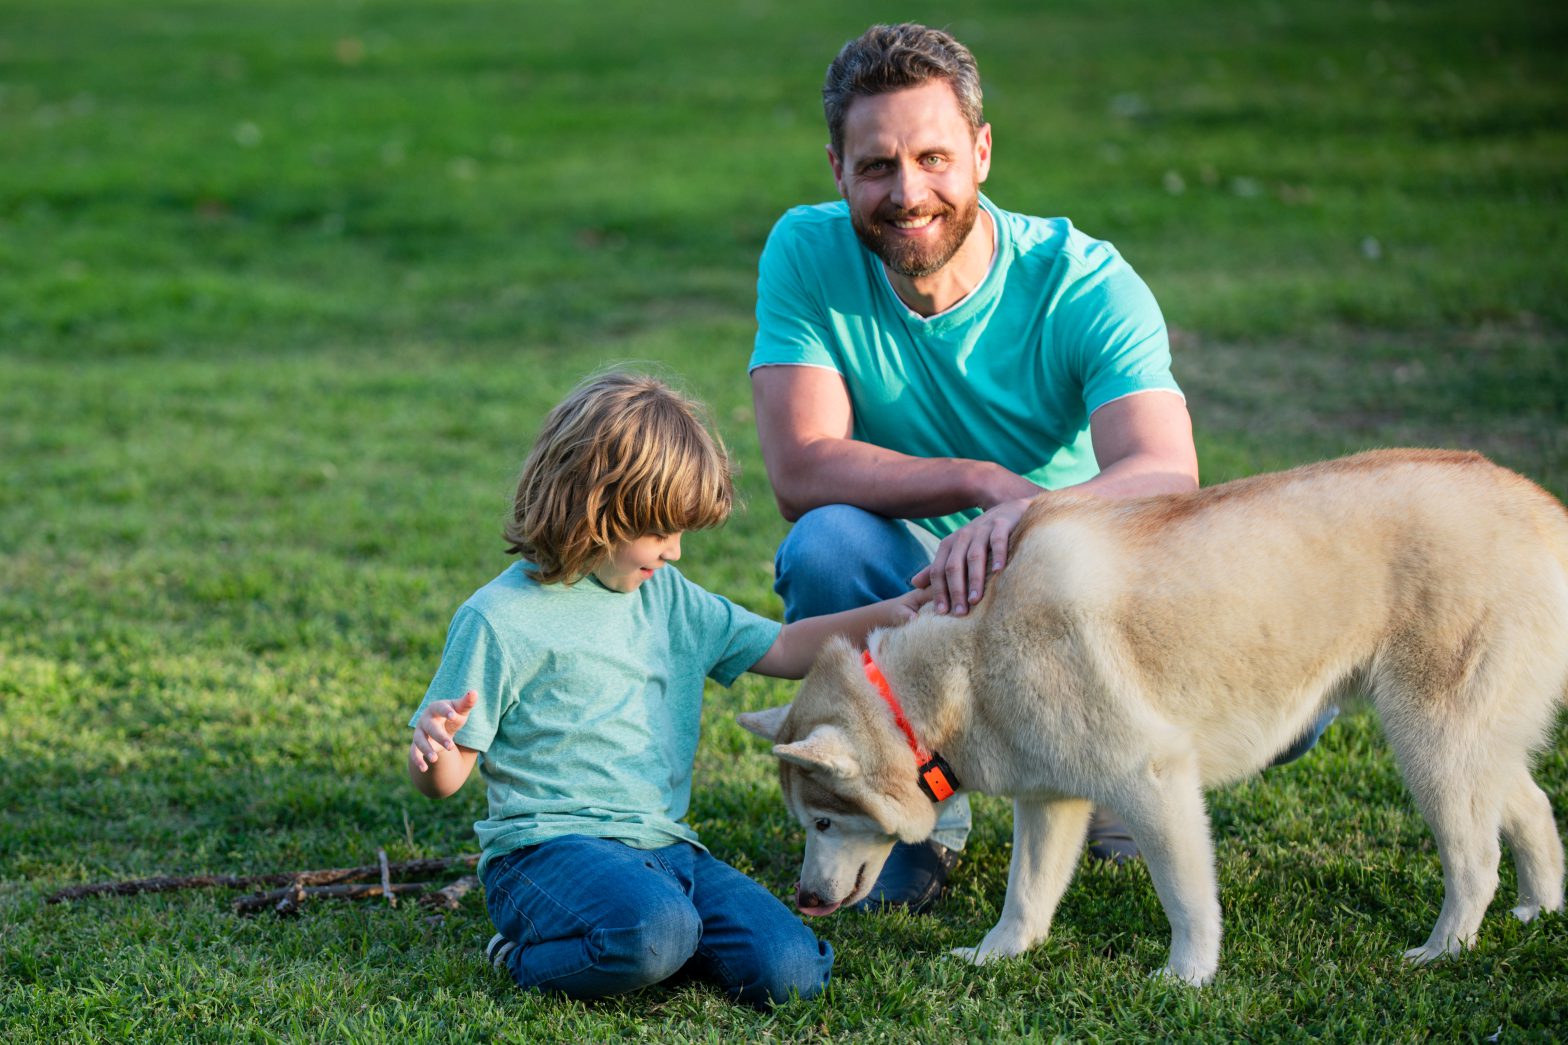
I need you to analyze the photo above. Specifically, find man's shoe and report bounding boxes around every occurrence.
[1269,705,1340,767]
[849,839,959,915]
[1086,808,1140,865]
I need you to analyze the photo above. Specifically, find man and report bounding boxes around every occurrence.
[749,23,1331,912]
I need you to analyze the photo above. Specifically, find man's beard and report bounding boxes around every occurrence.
[851,193,980,279]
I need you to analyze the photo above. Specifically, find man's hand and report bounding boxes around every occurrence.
[411,691,477,773]
[913,496,1035,615]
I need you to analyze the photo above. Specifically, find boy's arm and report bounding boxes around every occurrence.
[749,589,929,680]
[409,691,481,799]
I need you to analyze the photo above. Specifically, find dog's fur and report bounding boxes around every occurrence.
[739,449,1568,985]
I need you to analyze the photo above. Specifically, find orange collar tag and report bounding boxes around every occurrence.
[862,649,961,803]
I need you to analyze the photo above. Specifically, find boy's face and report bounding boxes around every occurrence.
[593,532,683,592]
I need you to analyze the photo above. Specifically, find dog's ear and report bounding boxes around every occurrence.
[772,725,860,781]
[736,704,792,742]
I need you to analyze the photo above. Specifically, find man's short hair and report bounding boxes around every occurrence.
[823,23,984,157]
[504,371,733,585]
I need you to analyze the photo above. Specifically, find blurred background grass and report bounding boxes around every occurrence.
[2,0,1566,1039]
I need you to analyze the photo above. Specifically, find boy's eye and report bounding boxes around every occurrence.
[814,818,831,832]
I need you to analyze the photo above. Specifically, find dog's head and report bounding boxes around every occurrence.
[738,636,940,915]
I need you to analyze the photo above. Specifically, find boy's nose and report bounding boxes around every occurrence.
[662,534,682,561]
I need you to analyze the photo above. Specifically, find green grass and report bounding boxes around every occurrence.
[2,0,1566,1040]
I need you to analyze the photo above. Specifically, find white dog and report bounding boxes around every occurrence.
[740,449,1568,985]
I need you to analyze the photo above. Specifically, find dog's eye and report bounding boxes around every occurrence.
[814,818,831,832]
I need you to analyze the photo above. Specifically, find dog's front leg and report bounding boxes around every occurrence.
[954,796,1092,964]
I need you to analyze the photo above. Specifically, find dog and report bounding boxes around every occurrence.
[739,449,1568,985]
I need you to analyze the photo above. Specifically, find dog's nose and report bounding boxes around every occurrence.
[796,885,826,910]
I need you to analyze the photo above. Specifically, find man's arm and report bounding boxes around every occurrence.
[751,364,1040,522]
[918,390,1198,614]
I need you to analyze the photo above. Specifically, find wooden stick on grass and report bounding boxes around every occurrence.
[45,854,480,904]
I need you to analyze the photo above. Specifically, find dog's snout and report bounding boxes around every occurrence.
[796,885,826,910]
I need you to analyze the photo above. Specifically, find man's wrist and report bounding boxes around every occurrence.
[970,461,1040,509]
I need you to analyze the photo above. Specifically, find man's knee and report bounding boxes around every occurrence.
[774,504,926,620]
[776,505,884,578]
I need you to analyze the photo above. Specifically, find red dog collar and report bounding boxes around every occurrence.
[861,648,961,803]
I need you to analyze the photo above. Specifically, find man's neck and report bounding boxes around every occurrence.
[885,207,995,318]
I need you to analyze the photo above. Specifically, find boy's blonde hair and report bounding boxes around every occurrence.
[505,371,734,585]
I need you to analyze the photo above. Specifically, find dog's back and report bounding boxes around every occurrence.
[980,449,1568,786]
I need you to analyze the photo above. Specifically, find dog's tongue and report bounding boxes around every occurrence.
[794,883,843,917]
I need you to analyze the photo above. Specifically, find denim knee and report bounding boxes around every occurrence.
[729,934,834,1009]
[774,504,931,620]
[587,894,703,992]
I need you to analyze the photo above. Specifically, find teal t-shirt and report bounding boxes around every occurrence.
[409,561,782,878]
[750,195,1183,536]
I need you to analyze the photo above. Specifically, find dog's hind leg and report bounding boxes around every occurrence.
[1500,767,1565,923]
[953,797,1092,964]
[1396,749,1505,964]
[1114,759,1222,986]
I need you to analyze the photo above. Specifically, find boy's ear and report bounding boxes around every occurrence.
[737,704,791,742]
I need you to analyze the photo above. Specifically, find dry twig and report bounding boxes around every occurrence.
[419,875,480,911]
[46,854,480,904]
[233,881,435,916]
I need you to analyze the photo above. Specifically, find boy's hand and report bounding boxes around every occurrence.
[893,584,935,622]
[411,690,477,772]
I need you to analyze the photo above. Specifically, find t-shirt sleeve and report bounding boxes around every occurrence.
[1053,241,1183,414]
[668,572,784,686]
[749,213,841,374]
[407,604,511,753]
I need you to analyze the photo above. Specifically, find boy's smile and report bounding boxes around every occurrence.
[593,532,683,592]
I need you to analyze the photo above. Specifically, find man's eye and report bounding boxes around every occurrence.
[814,818,831,832]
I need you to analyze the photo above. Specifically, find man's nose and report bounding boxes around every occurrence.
[889,161,928,211]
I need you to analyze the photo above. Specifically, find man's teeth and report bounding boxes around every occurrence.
[892,215,934,228]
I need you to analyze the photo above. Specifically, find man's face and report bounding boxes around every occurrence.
[829,80,992,280]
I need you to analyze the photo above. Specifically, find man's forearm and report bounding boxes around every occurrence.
[768,437,1040,522]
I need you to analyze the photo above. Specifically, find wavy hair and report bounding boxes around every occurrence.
[504,371,734,585]
[823,23,985,158]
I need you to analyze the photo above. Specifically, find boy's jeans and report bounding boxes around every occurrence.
[483,835,832,1008]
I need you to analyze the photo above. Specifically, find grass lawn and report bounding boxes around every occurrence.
[3,0,1566,1040]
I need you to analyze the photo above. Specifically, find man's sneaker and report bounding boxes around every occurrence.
[1086,808,1140,865]
[485,932,517,971]
[849,839,959,915]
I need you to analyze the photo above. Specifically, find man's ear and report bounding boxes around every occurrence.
[826,143,847,198]
[974,122,992,184]
[773,725,860,781]
[736,704,791,742]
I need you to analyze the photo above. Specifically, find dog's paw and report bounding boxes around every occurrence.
[1511,901,1541,924]
[1403,940,1463,965]
[1152,962,1213,987]
[949,941,1024,965]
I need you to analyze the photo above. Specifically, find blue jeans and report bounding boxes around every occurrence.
[482,835,832,1008]
[773,505,1335,847]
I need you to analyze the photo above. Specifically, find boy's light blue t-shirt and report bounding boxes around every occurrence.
[409,561,781,879]
[750,195,1183,537]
